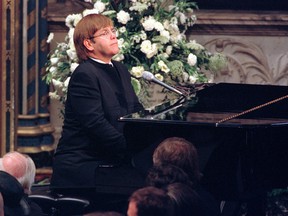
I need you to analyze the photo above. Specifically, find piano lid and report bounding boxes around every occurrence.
[120,83,288,128]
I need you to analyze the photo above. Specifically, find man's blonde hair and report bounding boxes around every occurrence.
[73,13,113,62]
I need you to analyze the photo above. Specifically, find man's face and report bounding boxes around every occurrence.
[127,200,138,216]
[89,26,119,62]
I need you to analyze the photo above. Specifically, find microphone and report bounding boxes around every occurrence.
[142,71,184,96]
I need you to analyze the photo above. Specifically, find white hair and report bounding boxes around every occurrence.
[0,152,36,194]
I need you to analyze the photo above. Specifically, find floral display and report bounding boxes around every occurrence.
[44,0,227,107]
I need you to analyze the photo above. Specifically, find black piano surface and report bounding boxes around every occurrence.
[120,83,288,205]
[121,82,288,127]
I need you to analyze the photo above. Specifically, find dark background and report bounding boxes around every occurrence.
[193,0,288,11]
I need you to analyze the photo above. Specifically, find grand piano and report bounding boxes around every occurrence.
[120,82,288,215]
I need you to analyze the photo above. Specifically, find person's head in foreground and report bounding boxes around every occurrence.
[0,151,36,194]
[153,137,202,185]
[127,186,173,216]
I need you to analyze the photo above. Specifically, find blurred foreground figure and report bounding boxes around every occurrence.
[127,186,173,216]
[152,137,220,216]
[0,152,42,216]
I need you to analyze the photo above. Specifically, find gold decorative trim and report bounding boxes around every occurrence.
[18,123,55,136]
[18,113,50,119]
[38,113,50,118]
[39,124,55,134]
[36,167,52,175]
[18,114,39,119]
[17,144,56,154]
[40,144,56,152]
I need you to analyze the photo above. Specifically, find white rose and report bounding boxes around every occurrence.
[121,41,129,50]
[131,66,144,78]
[93,1,106,13]
[163,20,170,29]
[67,49,78,60]
[187,53,197,66]
[154,22,164,32]
[117,10,130,24]
[68,39,76,51]
[166,45,173,55]
[118,38,124,48]
[140,31,147,40]
[65,14,83,28]
[179,13,187,25]
[63,77,71,88]
[146,43,158,59]
[170,17,178,25]
[175,11,187,25]
[119,26,126,33]
[159,53,169,59]
[49,91,60,100]
[142,17,156,31]
[52,79,63,89]
[140,40,152,54]
[183,72,189,82]
[155,73,164,81]
[170,33,183,43]
[70,62,79,73]
[68,28,74,40]
[160,30,170,40]
[158,60,170,73]
[133,35,141,43]
[65,15,73,28]
[83,9,99,17]
[50,57,59,66]
[46,33,54,43]
[49,66,57,74]
[73,14,83,27]
[129,2,148,12]
[65,14,78,28]
[168,22,179,33]
[189,75,197,84]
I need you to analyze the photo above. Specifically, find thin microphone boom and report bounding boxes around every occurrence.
[142,71,184,96]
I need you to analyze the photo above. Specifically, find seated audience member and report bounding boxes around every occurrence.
[146,165,202,216]
[152,137,220,216]
[146,164,193,188]
[0,152,35,194]
[166,182,202,216]
[0,152,43,216]
[127,186,173,216]
[153,137,202,185]
[0,170,29,216]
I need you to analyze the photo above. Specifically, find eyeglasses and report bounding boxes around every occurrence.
[89,27,117,39]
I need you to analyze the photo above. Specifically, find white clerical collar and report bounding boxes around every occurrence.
[89,57,113,67]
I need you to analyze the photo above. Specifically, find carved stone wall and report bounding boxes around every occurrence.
[189,10,288,85]
[200,36,288,85]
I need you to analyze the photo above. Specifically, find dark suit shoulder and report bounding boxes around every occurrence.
[71,60,106,82]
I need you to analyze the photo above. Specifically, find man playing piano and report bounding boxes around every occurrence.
[50,13,144,210]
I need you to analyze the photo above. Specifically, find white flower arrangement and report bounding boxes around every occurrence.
[44,0,227,107]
